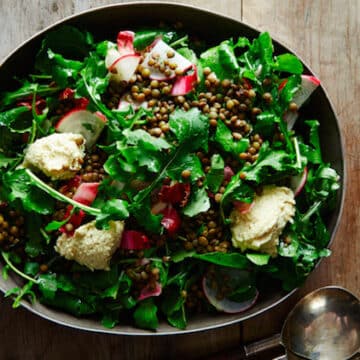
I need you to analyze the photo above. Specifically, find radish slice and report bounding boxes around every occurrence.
[142,40,193,81]
[202,267,258,314]
[138,282,162,301]
[158,183,191,207]
[109,54,141,83]
[233,200,255,214]
[224,166,235,182]
[105,48,122,69]
[72,182,99,205]
[290,166,308,196]
[55,109,106,149]
[280,75,320,130]
[171,65,198,96]
[117,31,136,56]
[160,206,181,235]
[120,230,151,250]
[60,182,99,235]
[118,92,148,111]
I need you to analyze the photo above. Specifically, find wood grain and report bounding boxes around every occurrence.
[0,0,359,359]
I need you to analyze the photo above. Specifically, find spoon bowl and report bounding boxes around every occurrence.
[281,286,360,359]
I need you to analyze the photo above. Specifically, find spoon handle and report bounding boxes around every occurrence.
[243,333,281,357]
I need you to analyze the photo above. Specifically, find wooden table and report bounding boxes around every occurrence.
[0,1,358,359]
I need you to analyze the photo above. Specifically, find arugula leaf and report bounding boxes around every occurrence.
[95,199,129,229]
[133,298,159,330]
[78,53,111,116]
[0,82,60,109]
[206,154,224,193]
[246,253,270,266]
[130,200,163,234]
[218,40,240,72]
[169,108,209,152]
[275,54,303,74]
[36,25,94,60]
[167,154,204,182]
[3,169,54,215]
[241,143,297,183]
[214,120,249,156]
[193,252,249,269]
[183,187,210,217]
[25,213,46,257]
[38,273,57,300]
[0,106,30,127]
[23,262,40,276]
[5,281,36,308]
[200,45,234,80]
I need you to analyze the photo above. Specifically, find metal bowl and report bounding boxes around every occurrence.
[0,2,345,335]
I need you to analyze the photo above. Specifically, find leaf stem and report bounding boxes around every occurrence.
[1,251,38,284]
[25,169,101,215]
[302,200,322,222]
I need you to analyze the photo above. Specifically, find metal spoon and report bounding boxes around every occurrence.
[243,286,360,359]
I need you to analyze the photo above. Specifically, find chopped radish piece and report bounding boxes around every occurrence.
[59,175,82,195]
[224,166,235,182]
[72,182,99,206]
[158,183,191,207]
[17,98,46,115]
[109,54,141,83]
[142,40,193,81]
[59,88,75,100]
[55,109,106,149]
[202,267,258,314]
[120,230,150,250]
[233,200,255,214]
[290,166,308,197]
[118,92,148,111]
[171,65,198,96]
[160,206,181,235]
[105,48,121,69]
[117,31,136,56]
[60,182,99,235]
[138,282,162,301]
[280,75,320,130]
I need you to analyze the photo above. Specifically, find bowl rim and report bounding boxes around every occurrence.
[0,1,346,336]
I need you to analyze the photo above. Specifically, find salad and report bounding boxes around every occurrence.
[0,25,340,331]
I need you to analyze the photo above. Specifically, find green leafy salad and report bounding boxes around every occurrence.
[0,25,340,330]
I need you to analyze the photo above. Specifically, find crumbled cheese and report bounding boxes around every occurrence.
[230,185,295,257]
[55,220,124,271]
[23,133,85,180]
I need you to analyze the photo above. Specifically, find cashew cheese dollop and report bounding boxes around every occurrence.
[23,132,86,180]
[55,220,124,271]
[230,185,296,257]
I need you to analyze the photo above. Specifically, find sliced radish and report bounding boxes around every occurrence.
[55,109,106,149]
[72,182,99,205]
[142,40,193,81]
[233,200,255,214]
[160,206,181,235]
[118,92,148,111]
[280,75,320,130]
[290,166,308,196]
[105,48,122,69]
[117,31,136,56]
[171,65,198,96]
[120,230,150,250]
[60,182,99,235]
[158,183,191,207]
[138,281,162,301]
[109,54,141,83]
[224,166,235,182]
[202,267,258,314]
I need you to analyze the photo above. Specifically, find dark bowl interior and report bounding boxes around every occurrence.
[0,2,345,335]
